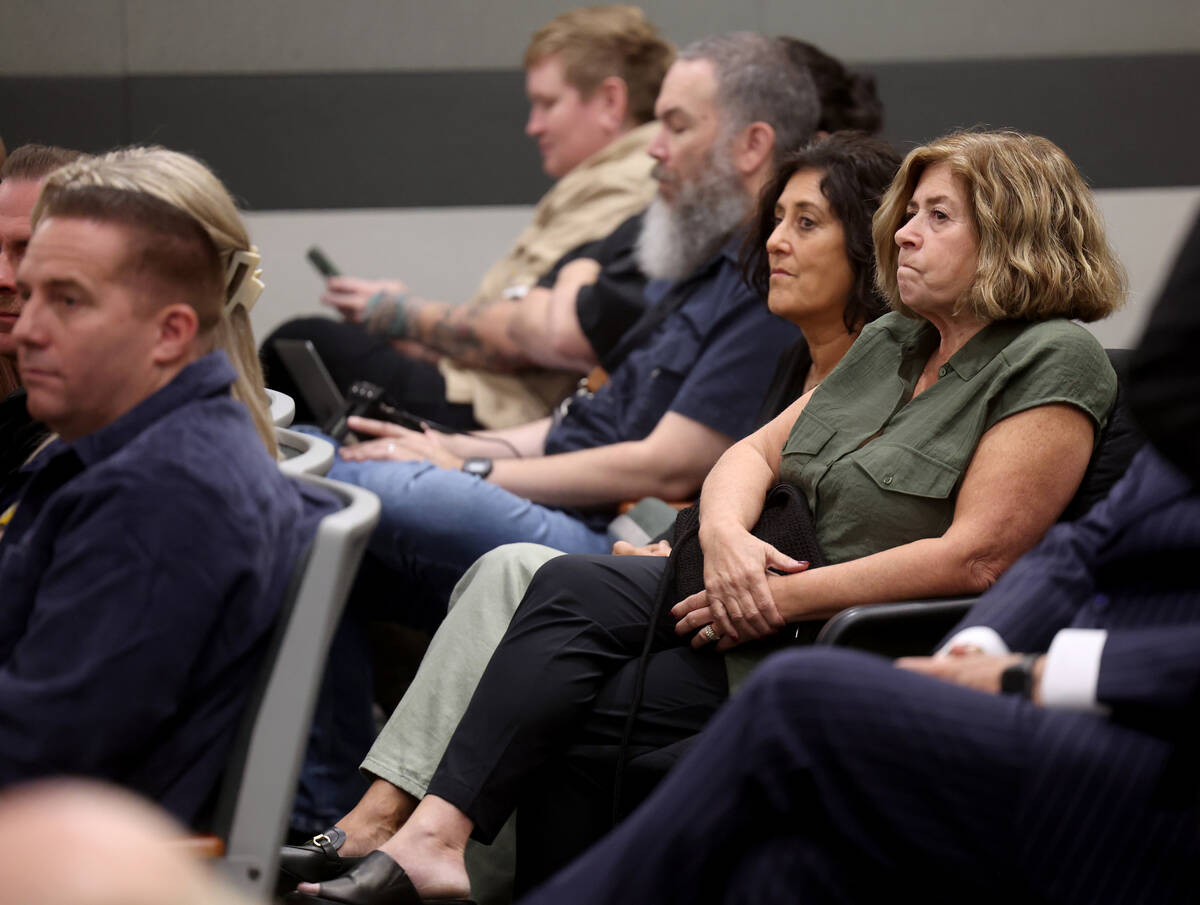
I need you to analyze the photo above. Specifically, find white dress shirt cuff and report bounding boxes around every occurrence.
[937,626,1010,657]
[1041,629,1110,714]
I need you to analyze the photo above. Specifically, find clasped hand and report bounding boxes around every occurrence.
[671,525,808,651]
[896,647,1043,702]
[337,415,463,470]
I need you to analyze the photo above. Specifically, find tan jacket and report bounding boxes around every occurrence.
[440,122,657,428]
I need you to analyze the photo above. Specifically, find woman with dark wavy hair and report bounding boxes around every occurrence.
[282,131,902,903]
[289,128,1124,905]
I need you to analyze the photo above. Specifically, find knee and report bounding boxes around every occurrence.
[741,648,893,712]
[448,544,563,615]
[472,544,564,584]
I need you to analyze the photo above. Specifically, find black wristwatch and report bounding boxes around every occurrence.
[1000,654,1039,699]
[461,457,494,480]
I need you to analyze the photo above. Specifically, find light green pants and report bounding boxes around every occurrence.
[360,542,563,793]
[360,542,564,905]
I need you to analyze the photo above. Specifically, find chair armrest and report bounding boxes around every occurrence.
[277,428,336,477]
[814,598,978,657]
[266,388,296,428]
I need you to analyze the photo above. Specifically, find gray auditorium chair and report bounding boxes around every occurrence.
[277,427,335,477]
[267,388,296,427]
[207,474,380,900]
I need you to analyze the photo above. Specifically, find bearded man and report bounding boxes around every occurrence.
[317,33,818,630]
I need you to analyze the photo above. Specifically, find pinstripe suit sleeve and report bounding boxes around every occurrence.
[942,448,1190,653]
[1097,624,1200,719]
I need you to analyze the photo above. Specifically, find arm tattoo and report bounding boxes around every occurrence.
[407,297,532,372]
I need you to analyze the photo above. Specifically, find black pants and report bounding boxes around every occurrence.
[260,316,480,430]
[425,554,729,844]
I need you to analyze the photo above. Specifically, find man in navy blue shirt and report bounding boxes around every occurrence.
[323,34,819,631]
[0,177,336,826]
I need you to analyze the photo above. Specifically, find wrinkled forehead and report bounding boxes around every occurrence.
[654,58,720,122]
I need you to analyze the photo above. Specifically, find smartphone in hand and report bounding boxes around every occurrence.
[306,245,340,278]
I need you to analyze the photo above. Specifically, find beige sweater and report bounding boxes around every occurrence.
[440,121,657,428]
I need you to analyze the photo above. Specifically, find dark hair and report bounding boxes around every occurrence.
[742,132,901,333]
[0,144,85,182]
[35,184,224,329]
[778,38,884,135]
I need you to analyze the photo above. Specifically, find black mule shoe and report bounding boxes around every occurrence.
[277,827,366,895]
[282,850,475,905]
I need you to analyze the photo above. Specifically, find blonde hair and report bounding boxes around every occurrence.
[39,147,277,455]
[873,129,1126,322]
[524,6,674,125]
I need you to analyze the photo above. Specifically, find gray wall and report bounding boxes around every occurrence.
[3,0,1198,345]
[4,0,1198,74]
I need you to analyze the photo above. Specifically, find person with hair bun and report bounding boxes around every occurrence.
[0,147,338,826]
[779,37,884,135]
[43,146,278,456]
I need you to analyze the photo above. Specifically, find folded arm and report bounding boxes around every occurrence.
[676,403,1096,647]
[508,258,602,372]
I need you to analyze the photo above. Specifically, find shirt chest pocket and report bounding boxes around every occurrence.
[853,442,962,499]
[779,410,838,479]
[624,333,702,439]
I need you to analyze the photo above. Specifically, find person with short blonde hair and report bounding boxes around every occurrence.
[265,6,672,432]
[873,129,1125,323]
[524,4,673,127]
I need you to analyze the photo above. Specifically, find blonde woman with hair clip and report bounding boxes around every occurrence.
[41,147,278,457]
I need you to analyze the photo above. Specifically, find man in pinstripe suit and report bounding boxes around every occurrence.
[519,216,1200,904]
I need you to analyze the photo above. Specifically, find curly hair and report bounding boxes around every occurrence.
[742,132,901,333]
[872,129,1126,322]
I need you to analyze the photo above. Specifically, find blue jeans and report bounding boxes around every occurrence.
[290,434,611,832]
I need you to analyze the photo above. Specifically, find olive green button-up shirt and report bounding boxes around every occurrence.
[778,312,1116,566]
[726,312,1116,691]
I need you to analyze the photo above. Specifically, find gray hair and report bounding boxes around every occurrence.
[680,33,820,160]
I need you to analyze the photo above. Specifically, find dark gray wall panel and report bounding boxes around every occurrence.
[871,54,1200,189]
[0,77,127,155]
[2,54,1196,210]
[124,71,553,210]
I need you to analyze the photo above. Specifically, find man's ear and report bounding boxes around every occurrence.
[150,302,200,366]
[593,75,631,132]
[733,121,777,180]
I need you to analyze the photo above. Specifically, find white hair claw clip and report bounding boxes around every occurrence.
[224,246,265,316]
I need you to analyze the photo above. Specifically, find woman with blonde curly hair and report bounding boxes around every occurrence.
[40,147,278,456]
[288,129,1126,905]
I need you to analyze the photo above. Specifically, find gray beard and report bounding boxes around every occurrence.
[635,153,750,282]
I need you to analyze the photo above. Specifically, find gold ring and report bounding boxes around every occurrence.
[703,624,718,643]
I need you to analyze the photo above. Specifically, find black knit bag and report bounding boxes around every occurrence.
[612,483,829,821]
